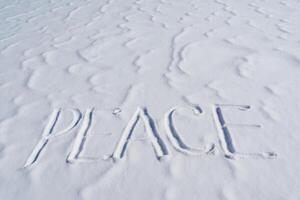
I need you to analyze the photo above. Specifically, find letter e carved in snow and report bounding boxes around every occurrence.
[212,104,277,159]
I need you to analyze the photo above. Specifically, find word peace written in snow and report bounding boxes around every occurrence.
[24,104,277,168]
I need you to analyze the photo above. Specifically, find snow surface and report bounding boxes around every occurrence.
[0,0,300,199]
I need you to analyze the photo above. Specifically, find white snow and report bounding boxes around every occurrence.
[0,0,300,199]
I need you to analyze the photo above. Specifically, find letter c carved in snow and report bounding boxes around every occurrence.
[164,105,215,156]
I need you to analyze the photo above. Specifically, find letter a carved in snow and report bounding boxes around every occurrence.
[112,107,169,161]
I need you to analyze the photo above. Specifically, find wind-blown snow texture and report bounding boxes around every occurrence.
[0,0,300,199]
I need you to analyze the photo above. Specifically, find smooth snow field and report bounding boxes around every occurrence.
[0,0,300,199]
